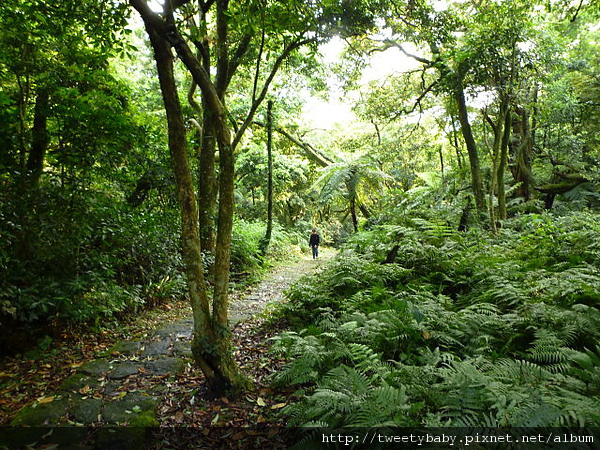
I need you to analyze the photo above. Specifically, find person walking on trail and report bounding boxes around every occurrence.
[309,229,320,259]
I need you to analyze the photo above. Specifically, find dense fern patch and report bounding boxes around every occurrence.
[271,211,600,427]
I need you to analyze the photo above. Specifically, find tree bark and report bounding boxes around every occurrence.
[188,81,217,260]
[198,98,218,260]
[484,96,510,230]
[26,90,50,188]
[497,105,511,220]
[350,196,358,232]
[259,100,274,256]
[133,0,247,394]
[453,80,485,212]
[510,106,534,201]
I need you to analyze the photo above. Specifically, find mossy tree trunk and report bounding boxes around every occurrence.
[510,105,534,201]
[259,100,274,256]
[130,0,310,394]
[454,79,485,213]
[131,0,248,395]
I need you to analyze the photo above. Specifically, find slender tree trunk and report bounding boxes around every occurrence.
[497,106,511,220]
[260,99,274,256]
[448,114,464,170]
[188,81,217,261]
[198,100,218,260]
[350,196,358,232]
[488,123,500,234]
[143,19,246,394]
[454,81,485,212]
[358,202,371,219]
[438,145,445,185]
[26,90,50,188]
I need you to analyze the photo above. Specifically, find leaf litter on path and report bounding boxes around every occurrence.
[1,250,333,437]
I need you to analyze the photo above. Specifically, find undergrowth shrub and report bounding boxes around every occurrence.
[272,210,600,427]
[0,190,185,335]
[231,220,302,274]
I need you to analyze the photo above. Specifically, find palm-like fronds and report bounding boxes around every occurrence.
[273,211,600,428]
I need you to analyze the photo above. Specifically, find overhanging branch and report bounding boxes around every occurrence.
[253,121,335,167]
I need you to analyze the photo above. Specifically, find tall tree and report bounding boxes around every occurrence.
[129,0,377,393]
[259,99,274,256]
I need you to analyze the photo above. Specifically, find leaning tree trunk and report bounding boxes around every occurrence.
[350,196,359,232]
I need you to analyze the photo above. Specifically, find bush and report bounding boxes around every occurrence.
[272,211,600,427]
[231,219,303,274]
[0,184,184,338]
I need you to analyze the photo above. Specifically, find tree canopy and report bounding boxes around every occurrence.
[1,0,599,434]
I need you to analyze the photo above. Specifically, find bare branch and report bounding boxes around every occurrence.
[383,39,433,66]
[570,0,586,22]
[253,121,335,167]
[232,38,312,149]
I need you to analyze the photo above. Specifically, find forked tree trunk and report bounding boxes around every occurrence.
[510,106,534,201]
[142,18,246,394]
[485,96,510,231]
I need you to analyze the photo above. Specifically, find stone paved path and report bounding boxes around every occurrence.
[4,250,333,439]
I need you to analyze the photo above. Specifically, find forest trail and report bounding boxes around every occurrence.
[3,249,334,438]
[228,247,335,325]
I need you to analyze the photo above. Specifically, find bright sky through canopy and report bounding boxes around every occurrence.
[301,37,421,130]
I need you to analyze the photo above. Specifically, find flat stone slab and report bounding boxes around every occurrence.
[102,393,157,425]
[78,359,112,377]
[11,396,71,426]
[107,362,141,380]
[171,341,193,357]
[229,312,248,326]
[110,340,143,356]
[59,373,102,392]
[153,323,187,338]
[70,396,103,423]
[140,340,170,357]
[144,357,185,376]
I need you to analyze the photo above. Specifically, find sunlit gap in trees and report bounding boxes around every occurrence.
[300,36,421,131]
[148,0,163,12]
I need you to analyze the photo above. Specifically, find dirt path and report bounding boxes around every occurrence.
[2,249,333,447]
[229,247,335,324]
